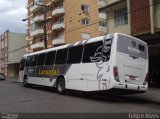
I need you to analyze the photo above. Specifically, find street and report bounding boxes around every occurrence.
[0,81,160,113]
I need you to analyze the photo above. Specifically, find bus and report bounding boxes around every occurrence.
[19,33,148,95]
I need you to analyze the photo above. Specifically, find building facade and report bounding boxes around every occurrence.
[100,0,160,86]
[0,30,27,80]
[26,0,107,52]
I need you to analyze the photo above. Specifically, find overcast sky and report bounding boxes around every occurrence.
[0,0,27,34]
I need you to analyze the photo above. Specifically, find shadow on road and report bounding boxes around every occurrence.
[22,84,160,106]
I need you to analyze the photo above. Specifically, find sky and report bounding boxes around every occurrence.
[0,0,27,34]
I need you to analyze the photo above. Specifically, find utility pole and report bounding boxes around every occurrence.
[35,2,51,49]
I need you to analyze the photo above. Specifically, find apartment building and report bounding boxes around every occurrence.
[100,0,160,86]
[26,0,107,53]
[0,30,27,80]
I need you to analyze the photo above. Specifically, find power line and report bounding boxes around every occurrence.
[6,1,158,54]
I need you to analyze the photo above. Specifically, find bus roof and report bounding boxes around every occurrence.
[23,33,147,57]
[115,33,147,45]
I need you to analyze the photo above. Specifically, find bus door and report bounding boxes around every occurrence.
[19,57,26,82]
[27,55,38,82]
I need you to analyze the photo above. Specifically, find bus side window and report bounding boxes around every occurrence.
[30,55,38,67]
[45,51,56,66]
[102,39,112,62]
[55,48,68,65]
[67,45,83,64]
[20,57,26,70]
[139,44,145,52]
[26,56,32,67]
[37,53,46,66]
[82,41,103,63]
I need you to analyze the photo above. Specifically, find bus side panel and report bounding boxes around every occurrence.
[65,63,98,91]
[65,62,111,91]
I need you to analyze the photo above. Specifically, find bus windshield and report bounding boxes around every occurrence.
[117,34,148,59]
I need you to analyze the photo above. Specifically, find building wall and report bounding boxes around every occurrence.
[0,31,27,79]
[7,32,27,79]
[8,32,27,64]
[27,0,103,52]
[130,0,151,35]
[65,0,99,44]
[106,0,131,35]
[0,30,8,76]
[8,63,19,79]
[154,0,160,30]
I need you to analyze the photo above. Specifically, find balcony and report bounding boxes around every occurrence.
[32,15,44,22]
[52,22,65,30]
[26,1,33,8]
[98,13,106,19]
[101,0,123,9]
[30,0,44,13]
[99,26,107,32]
[98,0,107,7]
[52,7,65,17]
[52,38,65,45]
[30,29,44,37]
[30,42,44,49]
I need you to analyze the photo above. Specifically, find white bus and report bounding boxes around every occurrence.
[19,33,148,94]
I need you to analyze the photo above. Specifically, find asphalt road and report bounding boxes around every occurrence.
[0,81,160,114]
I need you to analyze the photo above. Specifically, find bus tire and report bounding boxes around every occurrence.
[23,76,28,87]
[57,78,66,95]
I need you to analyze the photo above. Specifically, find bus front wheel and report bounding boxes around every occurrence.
[57,78,66,95]
[23,76,28,87]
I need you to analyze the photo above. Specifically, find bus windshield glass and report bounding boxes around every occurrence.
[117,34,148,59]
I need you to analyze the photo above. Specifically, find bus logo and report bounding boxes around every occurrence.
[132,41,136,48]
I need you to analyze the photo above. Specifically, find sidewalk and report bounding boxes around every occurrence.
[143,87,160,102]
[5,77,20,83]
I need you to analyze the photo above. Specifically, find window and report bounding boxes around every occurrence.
[30,23,36,31]
[81,4,89,13]
[67,45,83,64]
[37,53,46,66]
[114,8,128,26]
[139,44,145,52]
[59,17,64,23]
[83,41,103,63]
[30,55,38,66]
[99,21,107,27]
[55,48,68,64]
[45,51,56,66]
[26,56,32,67]
[81,18,90,25]
[102,39,112,62]
[20,57,26,70]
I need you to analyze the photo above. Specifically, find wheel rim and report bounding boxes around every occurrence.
[58,80,64,92]
[23,78,27,86]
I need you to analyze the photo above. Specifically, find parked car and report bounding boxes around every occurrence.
[0,73,5,80]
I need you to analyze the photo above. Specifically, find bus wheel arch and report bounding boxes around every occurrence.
[56,75,66,95]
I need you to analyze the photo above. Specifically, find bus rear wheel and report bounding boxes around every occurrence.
[57,78,66,95]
